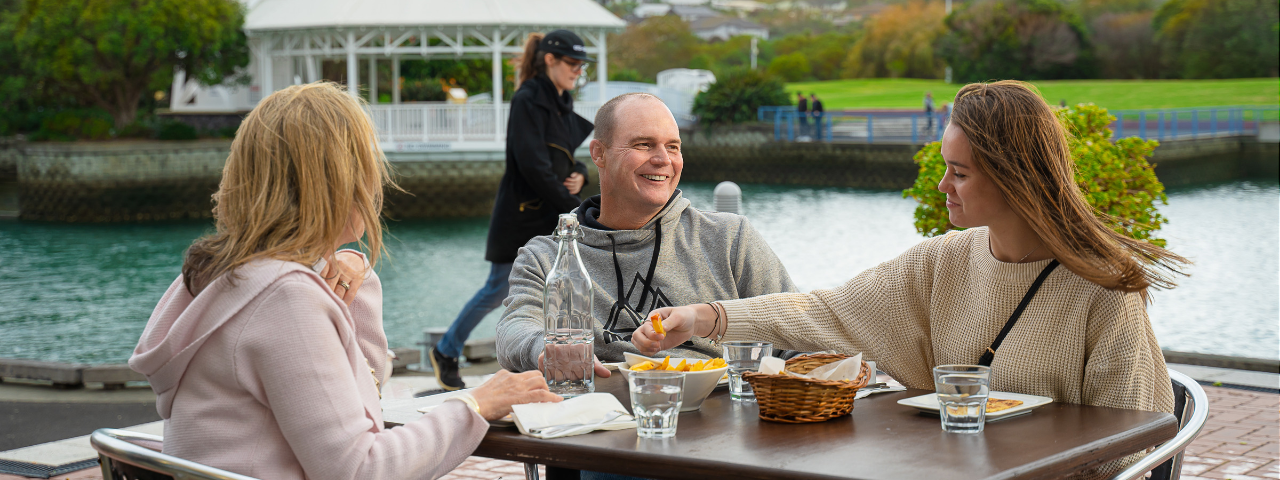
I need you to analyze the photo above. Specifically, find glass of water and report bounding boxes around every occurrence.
[723,341,773,401]
[628,370,684,439]
[933,364,992,433]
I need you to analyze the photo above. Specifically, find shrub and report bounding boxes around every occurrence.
[766,52,811,82]
[902,104,1169,247]
[608,68,644,83]
[157,121,198,140]
[691,69,791,126]
[29,109,113,141]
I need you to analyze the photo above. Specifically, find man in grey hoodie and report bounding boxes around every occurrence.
[497,93,797,373]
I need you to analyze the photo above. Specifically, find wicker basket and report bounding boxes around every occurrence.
[742,353,871,423]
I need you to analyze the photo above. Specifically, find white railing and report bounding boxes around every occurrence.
[370,102,602,152]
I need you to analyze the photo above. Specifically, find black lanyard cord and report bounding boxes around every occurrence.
[977,259,1060,367]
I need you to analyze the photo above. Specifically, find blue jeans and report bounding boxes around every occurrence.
[437,262,513,359]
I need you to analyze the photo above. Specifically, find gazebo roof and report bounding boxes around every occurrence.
[244,0,627,33]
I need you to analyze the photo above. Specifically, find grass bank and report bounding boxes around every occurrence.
[785,78,1279,110]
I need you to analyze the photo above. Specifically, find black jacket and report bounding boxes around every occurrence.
[485,74,593,263]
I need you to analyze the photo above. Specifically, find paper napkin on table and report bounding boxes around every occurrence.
[512,393,636,439]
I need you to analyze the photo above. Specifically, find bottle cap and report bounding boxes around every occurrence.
[553,213,580,239]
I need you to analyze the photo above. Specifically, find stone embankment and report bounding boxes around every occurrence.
[0,126,1275,222]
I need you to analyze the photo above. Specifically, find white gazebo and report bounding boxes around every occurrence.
[170,0,627,152]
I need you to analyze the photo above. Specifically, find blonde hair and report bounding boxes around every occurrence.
[183,82,397,295]
[949,80,1188,297]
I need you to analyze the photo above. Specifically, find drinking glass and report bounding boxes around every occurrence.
[628,370,684,439]
[722,341,773,401]
[933,364,991,433]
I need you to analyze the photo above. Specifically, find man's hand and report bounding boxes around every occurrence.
[469,370,562,421]
[632,306,700,356]
[563,172,585,195]
[321,251,366,306]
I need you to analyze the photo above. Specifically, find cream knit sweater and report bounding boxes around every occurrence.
[720,227,1174,413]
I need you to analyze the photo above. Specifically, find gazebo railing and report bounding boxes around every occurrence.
[369,102,601,147]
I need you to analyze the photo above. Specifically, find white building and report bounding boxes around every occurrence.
[169,0,626,151]
[689,16,769,41]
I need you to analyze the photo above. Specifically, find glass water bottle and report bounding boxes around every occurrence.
[542,214,595,397]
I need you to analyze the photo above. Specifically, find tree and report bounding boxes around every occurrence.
[937,0,1097,82]
[607,16,701,82]
[1089,11,1162,79]
[766,52,812,82]
[771,32,857,81]
[691,69,791,125]
[1154,0,1280,79]
[13,0,249,129]
[903,104,1170,246]
[843,0,947,79]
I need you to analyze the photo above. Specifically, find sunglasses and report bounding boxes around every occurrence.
[562,59,589,74]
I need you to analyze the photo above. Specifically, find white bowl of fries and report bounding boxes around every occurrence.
[618,352,730,412]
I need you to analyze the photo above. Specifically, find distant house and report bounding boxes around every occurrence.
[689,15,769,41]
[711,0,767,13]
[775,0,848,11]
[670,5,721,22]
[634,3,673,18]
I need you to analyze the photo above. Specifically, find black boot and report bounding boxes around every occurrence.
[430,347,465,391]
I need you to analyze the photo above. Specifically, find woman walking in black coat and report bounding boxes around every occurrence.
[431,30,595,389]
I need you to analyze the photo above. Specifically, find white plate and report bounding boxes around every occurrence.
[897,391,1053,419]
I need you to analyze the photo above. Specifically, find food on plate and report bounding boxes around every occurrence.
[649,312,666,335]
[628,356,727,372]
[986,399,1024,413]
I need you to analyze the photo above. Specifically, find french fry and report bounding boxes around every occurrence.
[676,360,689,372]
[631,361,657,371]
[649,312,666,335]
[690,360,705,372]
[659,356,671,371]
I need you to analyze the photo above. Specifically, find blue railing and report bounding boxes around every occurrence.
[760,107,949,143]
[1109,106,1279,141]
[761,105,1279,143]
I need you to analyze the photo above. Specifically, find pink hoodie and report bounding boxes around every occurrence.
[130,256,487,479]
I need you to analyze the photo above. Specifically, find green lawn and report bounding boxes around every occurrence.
[785,78,1279,111]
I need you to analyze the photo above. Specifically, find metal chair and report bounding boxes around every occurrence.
[90,428,260,480]
[1111,369,1210,480]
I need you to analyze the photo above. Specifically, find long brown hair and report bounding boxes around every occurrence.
[949,80,1188,296]
[516,32,553,87]
[182,82,397,295]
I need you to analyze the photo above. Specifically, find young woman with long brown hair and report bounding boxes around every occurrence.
[636,80,1188,475]
[130,82,559,479]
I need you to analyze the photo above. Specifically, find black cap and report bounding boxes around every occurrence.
[540,30,594,63]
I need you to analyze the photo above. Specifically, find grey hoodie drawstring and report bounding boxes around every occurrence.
[603,221,662,343]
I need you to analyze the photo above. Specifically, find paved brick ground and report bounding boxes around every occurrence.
[6,385,1275,480]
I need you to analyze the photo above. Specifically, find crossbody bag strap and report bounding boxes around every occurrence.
[977,259,1060,367]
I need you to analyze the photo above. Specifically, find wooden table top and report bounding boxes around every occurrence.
[386,374,1177,480]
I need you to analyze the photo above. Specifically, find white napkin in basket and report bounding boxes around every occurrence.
[759,353,863,381]
[512,393,636,439]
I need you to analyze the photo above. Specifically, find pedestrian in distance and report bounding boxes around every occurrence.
[431,29,595,391]
[796,91,809,140]
[809,92,825,140]
[924,91,936,131]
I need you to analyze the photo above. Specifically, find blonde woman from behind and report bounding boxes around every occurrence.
[130,82,560,479]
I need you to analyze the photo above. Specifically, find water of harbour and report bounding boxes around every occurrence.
[0,180,1276,364]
